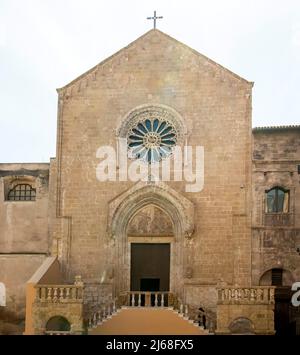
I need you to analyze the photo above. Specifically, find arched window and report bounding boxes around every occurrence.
[265,187,289,213]
[7,184,36,201]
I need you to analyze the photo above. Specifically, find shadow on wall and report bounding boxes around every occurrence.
[0,308,24,335]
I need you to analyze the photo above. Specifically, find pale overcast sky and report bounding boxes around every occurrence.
[0,0,300,162]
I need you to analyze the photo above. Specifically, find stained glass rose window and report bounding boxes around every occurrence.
[128,118,177,163]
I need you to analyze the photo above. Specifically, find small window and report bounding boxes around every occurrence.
[265,187,289,213]
[7,184,36,201]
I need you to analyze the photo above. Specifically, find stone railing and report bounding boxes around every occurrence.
[218,287,275,305]
[264,213,294,226]
[35,284,83,303]
[125,292,172,308]
[88,300,118,330]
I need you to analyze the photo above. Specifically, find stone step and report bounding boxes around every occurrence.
[89,308,210,335]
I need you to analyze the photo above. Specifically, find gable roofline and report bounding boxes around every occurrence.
[57,29,253,93]
[253,125,300,132]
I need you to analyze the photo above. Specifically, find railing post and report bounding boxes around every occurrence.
[184,305,188,318]
[145,293,151,307]
[161,294,165,307]
[131,294,135,307]
[47,288,52,301]
[138,293,141,307]
[154,293,158,307]
[40,287,46,302]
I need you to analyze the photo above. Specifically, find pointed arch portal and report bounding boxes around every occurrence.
[108,181,194,298]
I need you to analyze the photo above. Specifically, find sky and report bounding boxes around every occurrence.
[0,0,300,163]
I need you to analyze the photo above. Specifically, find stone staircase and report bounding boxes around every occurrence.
[89,307,210,335]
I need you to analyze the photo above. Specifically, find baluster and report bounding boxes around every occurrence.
[155,293,158,307]
[270,288,275,303]
[59,288,64,301]
[93,313,97,328]
[180,303,183,314]
[53,288,58,302]
[47,288,52,301]
[138,293,141,307]
[113,301,116,313]
[65,287,70,300]
[131,294,135,307]
[224,288,228,301]
[184,305,188,318]
[41,287,46,302]
[161,294,165,307]
[97,312,102,325]
[250,289,255,302]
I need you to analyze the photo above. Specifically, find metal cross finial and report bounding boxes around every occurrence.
[147,11,163,29]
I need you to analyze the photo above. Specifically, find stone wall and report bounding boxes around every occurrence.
[0,163,50,322]
[252,128,300,285]
[216,304,275,334]
[0,255,46,321]
[52,29,253,315]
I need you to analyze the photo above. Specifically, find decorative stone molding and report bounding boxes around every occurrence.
[108,180,194,238]
[107,180,195,297]
[117,104,187,145]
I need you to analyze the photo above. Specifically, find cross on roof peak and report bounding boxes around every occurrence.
[147,11,163,30]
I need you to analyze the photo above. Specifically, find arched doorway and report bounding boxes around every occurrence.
[128,205,173,305]
[108,181,195,300]
[260,268,296,335]
[46,316,71,332]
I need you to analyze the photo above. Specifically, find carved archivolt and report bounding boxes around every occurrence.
[107,180,194,239]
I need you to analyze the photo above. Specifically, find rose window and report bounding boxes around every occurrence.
[128,119,177,163]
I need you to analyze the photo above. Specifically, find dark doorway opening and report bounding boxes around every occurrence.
[274,287,296,335]
[131,243,170,292]
[131,243,170,306]
[140,278,160,292]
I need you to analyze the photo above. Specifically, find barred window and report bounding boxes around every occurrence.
[7,184,36,201]
[265,187,289,213]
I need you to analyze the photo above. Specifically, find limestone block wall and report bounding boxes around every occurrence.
[32,302,84,335]
[52,30,253,312]
[0,254,46,319]
[0,163,50,320]
[0,163,50,253]
[216,304,275,334]
[252,128,300,285]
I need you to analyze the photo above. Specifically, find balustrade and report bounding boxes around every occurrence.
[35,284,83,303]
[218,287,275,305]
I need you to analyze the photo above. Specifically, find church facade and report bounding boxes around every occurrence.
[0,29,299,335]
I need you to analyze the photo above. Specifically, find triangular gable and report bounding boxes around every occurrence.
[57,29,253,93]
